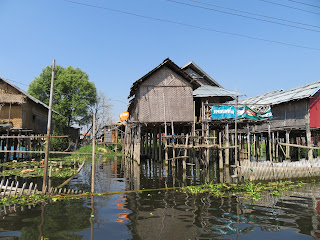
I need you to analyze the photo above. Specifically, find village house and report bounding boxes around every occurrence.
[238,80,320,161]
[0,77,54,134]
[126,58,237,163]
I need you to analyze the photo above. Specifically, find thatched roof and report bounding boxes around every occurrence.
[0,93,25,104]
[0,77,59,114]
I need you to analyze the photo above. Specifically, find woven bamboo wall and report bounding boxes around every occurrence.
[0,105,22,127]
[135,67,194,123]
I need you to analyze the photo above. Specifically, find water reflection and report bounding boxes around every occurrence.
[0,156,320,239]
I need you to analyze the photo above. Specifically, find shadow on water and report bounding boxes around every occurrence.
[0,156,320,239]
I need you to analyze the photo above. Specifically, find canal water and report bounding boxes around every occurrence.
[0,156,320,240]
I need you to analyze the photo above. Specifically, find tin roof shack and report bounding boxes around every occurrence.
[239,80,320,160]
[239,80,320,131]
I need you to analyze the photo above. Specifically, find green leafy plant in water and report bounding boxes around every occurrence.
[182,180,309,202]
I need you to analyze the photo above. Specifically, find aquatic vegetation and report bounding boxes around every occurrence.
[75,144,123,157]
[182,180,307,202]
[0,194,50,206]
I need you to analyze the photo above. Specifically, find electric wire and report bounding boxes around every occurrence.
[62,0,320,51]
[288,0,320,9]
[186,0,320,29]
[258,0,320,15]
[167,0,320,33]
[2,78,29,87]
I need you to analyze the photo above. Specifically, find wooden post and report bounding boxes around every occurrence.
[286,130,290,160]
[148,130,152,157]
[193,101,196,136]
[247,124,251,161]
[164,123,168,163]
[153,127,156,160]
[219,131,223,170]
[306,110,313,160]
[272,131,276,161]
[260,133,263,161]
[171,121,175,162]
[225,124,230,166]
[42,59,55,193]
[158,127,162,161]
[183,134,188,171]
[91,112,96,193]
[268,124,272,162]
[276,132,279,161]
[253,132,256,160]
[234,90,239,165]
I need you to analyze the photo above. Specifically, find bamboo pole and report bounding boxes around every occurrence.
[306,110,313,160]
[234,89,239,165]
[268,124,272,162]
[286,130,290,160]
[279,142,320,150]
[42,59,55,193]
[225,124,230,166]
[91,112,96,193]
[247,124,251,161]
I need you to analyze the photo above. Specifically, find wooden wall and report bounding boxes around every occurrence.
[133,67,194,123]
[255,99,309,131]
[22,99,48,134]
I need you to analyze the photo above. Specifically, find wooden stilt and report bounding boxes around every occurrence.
[225,124,230,166]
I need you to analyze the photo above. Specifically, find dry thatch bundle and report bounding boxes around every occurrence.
[0,94,25,104]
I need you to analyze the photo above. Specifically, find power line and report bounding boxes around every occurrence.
[187,0,320,29]
[167,0,320,33]
[258,0,320,15]
[2,78,29,87]
[288,0,320,9]
[62,0,320,51]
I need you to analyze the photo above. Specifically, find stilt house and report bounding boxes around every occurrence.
[0,77,54,134]
[126,58,237,163]
[239,80,320,132]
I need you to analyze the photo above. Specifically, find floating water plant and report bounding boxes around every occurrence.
[182,180,307,202]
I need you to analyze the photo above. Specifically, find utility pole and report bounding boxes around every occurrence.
[235,88,239,166]
[42,59,55,193]
[91,112,96,193]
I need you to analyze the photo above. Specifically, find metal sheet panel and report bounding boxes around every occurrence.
[193,86,237,98]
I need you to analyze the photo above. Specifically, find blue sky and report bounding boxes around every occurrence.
[1,0,320,122]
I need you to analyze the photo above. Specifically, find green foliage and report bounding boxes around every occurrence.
[182,180,307,202]
[28,65,97,149]
[75,145,123,157]
[0,194,49,206]
[0,158,78,178]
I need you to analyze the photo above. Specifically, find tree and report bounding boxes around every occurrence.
[93,91,113,138]
[28,65,97,137]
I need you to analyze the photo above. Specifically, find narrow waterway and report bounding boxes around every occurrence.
[0,156,320,240]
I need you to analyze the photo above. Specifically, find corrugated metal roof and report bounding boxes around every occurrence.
[239,80,320,106]
[181,61,223,88]
[0,77,59,114]
[193,85,237,98]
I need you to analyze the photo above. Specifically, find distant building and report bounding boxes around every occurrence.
[0,77,58,134]
[238,80,320,131]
